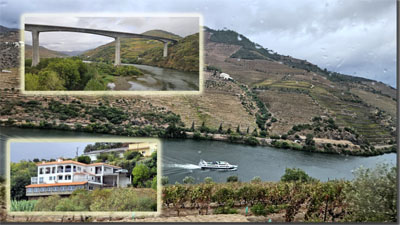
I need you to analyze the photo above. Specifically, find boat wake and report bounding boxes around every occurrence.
[166,163,201,170]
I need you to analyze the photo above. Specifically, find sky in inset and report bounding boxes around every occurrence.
[23,16,199,52]
[10,142,95,162]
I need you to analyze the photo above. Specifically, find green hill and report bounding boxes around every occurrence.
[138,33,199,72]
[81,29,182,64]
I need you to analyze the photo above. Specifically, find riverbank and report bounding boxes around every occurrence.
[0,119,395,157]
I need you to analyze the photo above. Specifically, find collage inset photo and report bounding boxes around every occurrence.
[7,139,160,214]
[22,14,201,94]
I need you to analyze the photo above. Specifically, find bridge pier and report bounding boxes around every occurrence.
[31,30,40,66]
[163,42,168,57]
[114,36,121,66]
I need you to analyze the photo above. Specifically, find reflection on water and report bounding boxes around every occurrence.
[109,63,199,91]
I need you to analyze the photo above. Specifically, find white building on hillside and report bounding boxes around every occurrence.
[25,158,130,199]
[219,73,233,80]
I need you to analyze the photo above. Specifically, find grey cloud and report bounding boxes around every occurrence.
[1,0,396,86]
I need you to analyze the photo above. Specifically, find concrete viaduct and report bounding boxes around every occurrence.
[25,24,177,67]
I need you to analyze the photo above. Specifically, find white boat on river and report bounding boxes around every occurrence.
[199,160,238,171]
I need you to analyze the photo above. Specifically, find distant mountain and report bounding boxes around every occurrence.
[59,50,87,56]
[80,29,182,63]
[0,25,18,33]
[24,44,68,59]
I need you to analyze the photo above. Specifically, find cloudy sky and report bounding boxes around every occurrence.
[0,0,396,87]
[11,142,95,162]
[23,16,199,52]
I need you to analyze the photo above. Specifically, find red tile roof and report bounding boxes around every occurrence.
[36,160,87,166]
[26,181,88,188]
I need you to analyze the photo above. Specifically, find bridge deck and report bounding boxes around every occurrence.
[25,24,177,43]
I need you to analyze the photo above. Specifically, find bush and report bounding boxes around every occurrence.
[34,195,61,211]
[251,176,262,183]
[204,177,213,184]
[251,203,266,216]
[183,176,195,184]
[11,200,37,211]
[280,168,315,183]
[227,175,239,182]
[77,155,91,164]
[344,163,397,222]
[161,176,169,185]
[245,136,259,146]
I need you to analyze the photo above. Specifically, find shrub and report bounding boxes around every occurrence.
[161,176,169,185]
[251,176,262,183]
[183,176,195,184]
[280,168,315,183]
[251,203,266,216]
[77,155,91,164]
[227,175,239,183]
[344,163,397,222]
[204,177,213,184]
[245,136,259,146]
[34,195,61,211]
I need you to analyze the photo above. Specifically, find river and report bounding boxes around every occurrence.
[0,127,396,183]
[109,63,199,91]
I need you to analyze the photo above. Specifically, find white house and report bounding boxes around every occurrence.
[25,158,130,199]
[219,73,233,80]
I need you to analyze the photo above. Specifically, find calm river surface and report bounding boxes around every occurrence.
[0,128,396,183]
[109,63,199,91]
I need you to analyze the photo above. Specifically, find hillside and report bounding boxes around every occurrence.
[138,33,199,72]
[204,27,396,146]
[81,29,181,64]
[24,44,68,59]
[0,25,396,155]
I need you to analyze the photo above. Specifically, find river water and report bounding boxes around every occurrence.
[109,63,199,91]
[0,128,396,183]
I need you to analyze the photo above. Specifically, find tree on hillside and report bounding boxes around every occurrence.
[132,164,150,187]
[77,155,91,164]
[218,123,223,133]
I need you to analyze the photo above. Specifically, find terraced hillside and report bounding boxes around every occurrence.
[204,27,396,145]
[0,25,396,153]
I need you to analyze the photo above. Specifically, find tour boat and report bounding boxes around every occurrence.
[199,159,238,170]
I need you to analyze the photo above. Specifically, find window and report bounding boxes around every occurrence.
[34,188,38,192]
[65,165,71,173]
[73,166,76,172]
[61,186,66,191]
[78,167,81,172]
[45,167,50,174]
[57,166,63,173]
[58,175,63,180]
[39,177,44,183]
[39,168,43,174]
[52,167,56,174]
[27,188,32,193]
[54,186,59,191]
[68,186,73,191]
[40,188,44,192]
[49,176,52,181]
[65,175,71,180]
